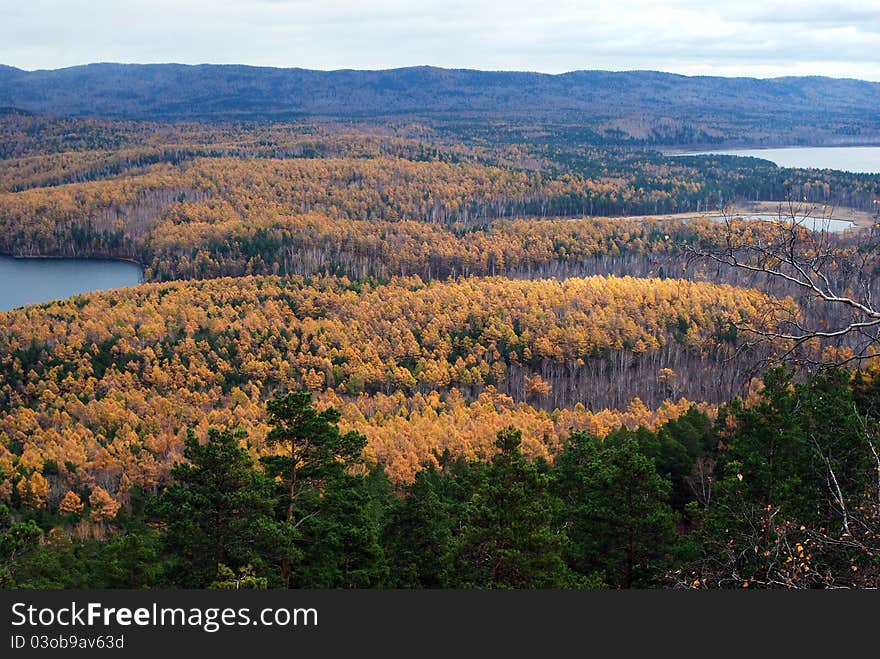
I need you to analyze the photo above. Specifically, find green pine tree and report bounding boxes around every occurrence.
[384,465,454,588]
[156,427,283,588]
[0,504,41,588]
[292,473,389,588]
[448,427,575,589]
[553,431,678,588]
[260,389,368,588]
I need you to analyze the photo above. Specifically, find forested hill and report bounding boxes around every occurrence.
[1,63,879,145]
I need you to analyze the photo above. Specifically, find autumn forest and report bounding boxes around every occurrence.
[1,77,880,590]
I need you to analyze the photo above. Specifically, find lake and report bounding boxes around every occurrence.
[669,146,880,174]
[0,256,144,312]
[707,213,854,233]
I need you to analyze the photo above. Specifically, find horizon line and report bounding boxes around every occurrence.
[2,61,878,84]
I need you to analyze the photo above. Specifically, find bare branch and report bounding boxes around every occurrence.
[684,195,880,369]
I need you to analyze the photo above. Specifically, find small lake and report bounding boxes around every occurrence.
[669,146,880,174]
[0,256,143,312]
[708,214,855,233]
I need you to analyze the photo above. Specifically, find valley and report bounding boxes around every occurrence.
[1,65,879,589]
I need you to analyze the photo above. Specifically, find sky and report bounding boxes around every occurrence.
[1,0,879,80]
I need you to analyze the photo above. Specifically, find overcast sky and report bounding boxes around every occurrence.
[2,0,878,80]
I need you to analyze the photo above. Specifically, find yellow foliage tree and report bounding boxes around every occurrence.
[59,490,84,515]
[16,472,49,509]
[89,486,120,522]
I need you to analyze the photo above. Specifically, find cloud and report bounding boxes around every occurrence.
[0,0,878,80]
[724,0,880,30]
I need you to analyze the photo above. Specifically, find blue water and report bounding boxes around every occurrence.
[0,256,143,312]
[708,214,855,233]
[671,146,880,174]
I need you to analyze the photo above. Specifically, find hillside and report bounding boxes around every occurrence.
[0,273,763,485]
[1,64,879,145]
[2,62,880,592]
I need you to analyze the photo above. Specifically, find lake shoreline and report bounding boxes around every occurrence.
[2,252,145,267]
[611,201,873,230]
[661,143,880,156]
[0,255,145,312]
[662,145,880,175]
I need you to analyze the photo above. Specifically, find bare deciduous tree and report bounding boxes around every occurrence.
[686,196,880,367]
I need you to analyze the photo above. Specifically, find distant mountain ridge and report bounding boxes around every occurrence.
[1,63,879,145]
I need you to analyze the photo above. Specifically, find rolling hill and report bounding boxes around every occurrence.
[1,63,879,145]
